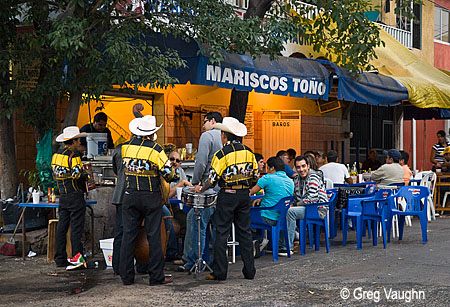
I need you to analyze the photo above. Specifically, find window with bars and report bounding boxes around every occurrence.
[435,6,450,43]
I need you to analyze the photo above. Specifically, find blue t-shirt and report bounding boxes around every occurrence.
[257,171,295,221]
[284,163,296,177]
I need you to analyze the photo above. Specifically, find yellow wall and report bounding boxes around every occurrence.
[77,95,153,145]
[155,83,329,116]
[378,0,434,65]
[414,0,434,65]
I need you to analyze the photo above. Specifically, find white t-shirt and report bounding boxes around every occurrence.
[319,162,350,184]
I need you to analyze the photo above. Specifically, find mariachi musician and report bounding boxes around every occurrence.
[119,115,178,286]
[200,117,258,281]
[51,126,89,268]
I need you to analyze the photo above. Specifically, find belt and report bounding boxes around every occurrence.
[227,185,249,190]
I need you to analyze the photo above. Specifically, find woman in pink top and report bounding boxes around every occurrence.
[399,150,412,185]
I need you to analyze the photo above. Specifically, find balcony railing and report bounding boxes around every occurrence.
[224,1,413,50]
[376,23,412,49]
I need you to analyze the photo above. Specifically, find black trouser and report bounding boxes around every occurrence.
[212,189,255,280]
[55,192,86,266]
[112,204,123,274]
[119,190,165,285]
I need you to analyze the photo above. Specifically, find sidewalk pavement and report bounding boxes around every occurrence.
[1,216,450,306]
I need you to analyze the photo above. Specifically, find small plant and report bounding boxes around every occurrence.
[20,166,42,192]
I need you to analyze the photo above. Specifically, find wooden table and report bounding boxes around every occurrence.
[18,200,97,260]
[434,173,450,212]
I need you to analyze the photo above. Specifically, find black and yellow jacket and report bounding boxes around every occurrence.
[121,137,178,191]
[207,140,258,189]
[51,147,87,194]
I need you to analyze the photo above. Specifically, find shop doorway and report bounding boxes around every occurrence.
[261,110,301,160]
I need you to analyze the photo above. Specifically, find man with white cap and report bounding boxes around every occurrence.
[51,126,89,268]
[119,115,178,286]
[200,117,258,281]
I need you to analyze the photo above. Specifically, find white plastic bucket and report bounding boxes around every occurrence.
[87,133,107,158]
[99,238,114,267]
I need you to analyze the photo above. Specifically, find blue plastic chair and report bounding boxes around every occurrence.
[333,184,376,239]
[299,191,336,255]
[387,186,430,244]
[342,189,378,246]
[358,189,393,249]
[326,188,338,239]
[250,196,294,261]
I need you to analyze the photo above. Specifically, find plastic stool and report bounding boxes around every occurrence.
[442,192,450,215]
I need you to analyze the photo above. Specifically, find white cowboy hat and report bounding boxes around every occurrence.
[56,126,88,142]
[129,115,162,136]
[213,117,247,137]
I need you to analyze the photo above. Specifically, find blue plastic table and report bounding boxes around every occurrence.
[18,200,97,260]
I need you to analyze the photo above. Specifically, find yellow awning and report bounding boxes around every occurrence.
[371,28,450,108]
[288,9,450,108]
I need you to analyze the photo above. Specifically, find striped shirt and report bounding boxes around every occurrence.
[433,140,450,164]
[293,169,328,206]
[52,147,86,194]
[122,137,178,191]
[207,140,258,188]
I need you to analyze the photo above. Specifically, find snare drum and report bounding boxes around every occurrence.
[181,186,217,207]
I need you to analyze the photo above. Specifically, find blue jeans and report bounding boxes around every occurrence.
[287,206,306,250]
[259,217,287,251]
[162,205,178,258]
[184,206,215,269]
[182,209,194,261]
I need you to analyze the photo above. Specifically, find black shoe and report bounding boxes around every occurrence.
[165,255,181,262]
[253,240,261,258]
[150,276,173,286]
[122,280,134,286]
[177,266,188,272]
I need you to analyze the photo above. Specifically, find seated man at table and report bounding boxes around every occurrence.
[361,149,382,171]
[249,157,294,254]
[166,150,191,262]
[399,150,412,185]
[168,151,191,198]
[276,150,297,179]
[319,150,353,184]
[285,156,328,255]
[371,149,404,186]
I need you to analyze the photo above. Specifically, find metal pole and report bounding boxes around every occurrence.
[356,140,360,172]
[412,119,416,170]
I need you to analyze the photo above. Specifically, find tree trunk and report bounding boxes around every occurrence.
[0,116,19,199]
[228,0,273,122]
[228,90,249,123]
[246,0,274,18]
[62,90,83,128]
